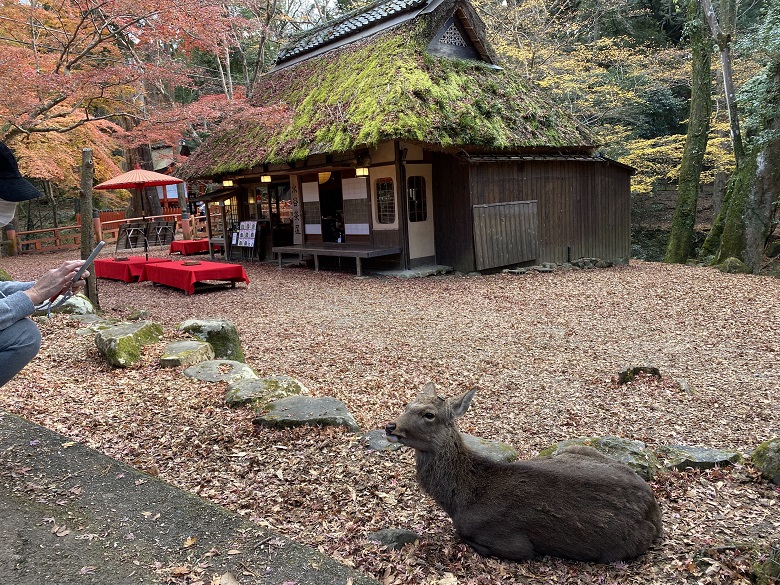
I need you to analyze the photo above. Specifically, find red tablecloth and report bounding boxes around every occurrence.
[140,260,249,295]
[93,257,172,283]
[169,239,210,255]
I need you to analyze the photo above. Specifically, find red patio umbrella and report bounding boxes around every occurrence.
[94,166,184,190]
[95,166,184,258]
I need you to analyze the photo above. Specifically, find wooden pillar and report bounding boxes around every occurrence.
[5,223,18,256]
[181,211,192,240]
[80,148,99,308]
[92,210,103,243]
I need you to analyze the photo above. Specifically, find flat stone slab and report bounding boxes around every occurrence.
[160,340,215,368]
[657,444,742,471]
[0,410,378,585]
[253,396,360,432]
[183,360,257,383]
[94,320,164,368]
[462,433,518,462]
[360,429,403,452]
[538,436,661,481]
[225,375,308,409]
[367,528,420,550]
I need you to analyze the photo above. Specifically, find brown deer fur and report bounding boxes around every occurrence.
[385,384,663,563]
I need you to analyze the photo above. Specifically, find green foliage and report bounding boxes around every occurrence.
[737,0,780,147]
[634,86,688,139]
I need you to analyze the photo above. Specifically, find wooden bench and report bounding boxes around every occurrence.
[272,245,401,277]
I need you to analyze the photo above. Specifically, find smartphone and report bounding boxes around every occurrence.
[72,240,106,282]
[49,241,106,302]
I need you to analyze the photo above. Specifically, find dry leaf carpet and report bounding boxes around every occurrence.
[1,251,778,585]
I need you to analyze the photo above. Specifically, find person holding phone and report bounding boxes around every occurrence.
[0,141,89,387]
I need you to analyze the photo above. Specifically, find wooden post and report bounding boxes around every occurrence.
[80,148,99,309]
[181,211,192,240]
[5,222,18,256]
[92,210,103,243]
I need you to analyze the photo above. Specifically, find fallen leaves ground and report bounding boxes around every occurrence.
[1,250,779,584]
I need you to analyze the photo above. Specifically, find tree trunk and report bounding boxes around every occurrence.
[127,146,163,217]
[665,0,712,264]
[80,148,99,308]
[715,64,780,271]
[700,0,744,164]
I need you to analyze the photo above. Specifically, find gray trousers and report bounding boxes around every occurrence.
[0,318,41,387]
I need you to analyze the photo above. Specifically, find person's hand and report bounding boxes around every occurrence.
[23,260,88,305]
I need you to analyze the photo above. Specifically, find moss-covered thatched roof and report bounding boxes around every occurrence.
[179,0,592,180]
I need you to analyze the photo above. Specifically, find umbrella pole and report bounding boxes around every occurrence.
[137,187,148,260]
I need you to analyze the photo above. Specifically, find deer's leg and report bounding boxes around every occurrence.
[460,531,536,561]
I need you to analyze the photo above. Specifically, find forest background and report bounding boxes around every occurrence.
[0,0,778,270]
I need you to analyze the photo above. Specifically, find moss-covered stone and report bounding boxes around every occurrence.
[752,437,780,484]
[753,544,780,585]
[618,366,661,384]
[538,436,660,480]
[0,268,12,281]
[225,375,308,409]
[716,256,752,274]
[34,293,95,316]
[461,433,518,463]
[159,340,214,368]
[179,319,244,362]
[656,444,742,471]
[253,396,360,432]
[94,321,164,368]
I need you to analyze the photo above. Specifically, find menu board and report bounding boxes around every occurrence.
[235,221,258,248]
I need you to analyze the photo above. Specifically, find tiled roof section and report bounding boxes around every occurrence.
[276,0,430,63]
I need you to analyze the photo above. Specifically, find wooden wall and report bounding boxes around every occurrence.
[433,155,631,272]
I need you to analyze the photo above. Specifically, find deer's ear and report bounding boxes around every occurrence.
[417,382,437,401]
[451,388,477,418]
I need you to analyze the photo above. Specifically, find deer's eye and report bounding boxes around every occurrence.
[423,412,435,420]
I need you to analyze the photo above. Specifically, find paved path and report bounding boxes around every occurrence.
[0,410,378,585]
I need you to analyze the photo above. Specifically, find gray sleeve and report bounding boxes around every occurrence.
[0,282,36,331]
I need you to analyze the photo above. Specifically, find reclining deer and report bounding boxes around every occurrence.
[385,383,663,562]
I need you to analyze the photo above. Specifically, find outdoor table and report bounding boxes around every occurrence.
[93,257,172,283]
[169,239,210,255]
[140,260,249,295]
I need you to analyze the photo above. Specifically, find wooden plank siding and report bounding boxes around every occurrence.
[473,201,538,270]
[432,154,631,272]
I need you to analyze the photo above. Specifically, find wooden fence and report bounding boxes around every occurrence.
[5,212,207,255]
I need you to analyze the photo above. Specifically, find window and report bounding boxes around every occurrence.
[407,176,427,222]
[375,178,395,224]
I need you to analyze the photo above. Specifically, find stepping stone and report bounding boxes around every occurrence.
[752,438,780,484]
[183,360,257,383]
[94,320,164,368]
[657,444,742,471]
[368,528,420,550]
[253,396,360,432]
[225,375,308,409]
[538,436,661,480]
[180,319,245,362]
[160,340,214,368]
